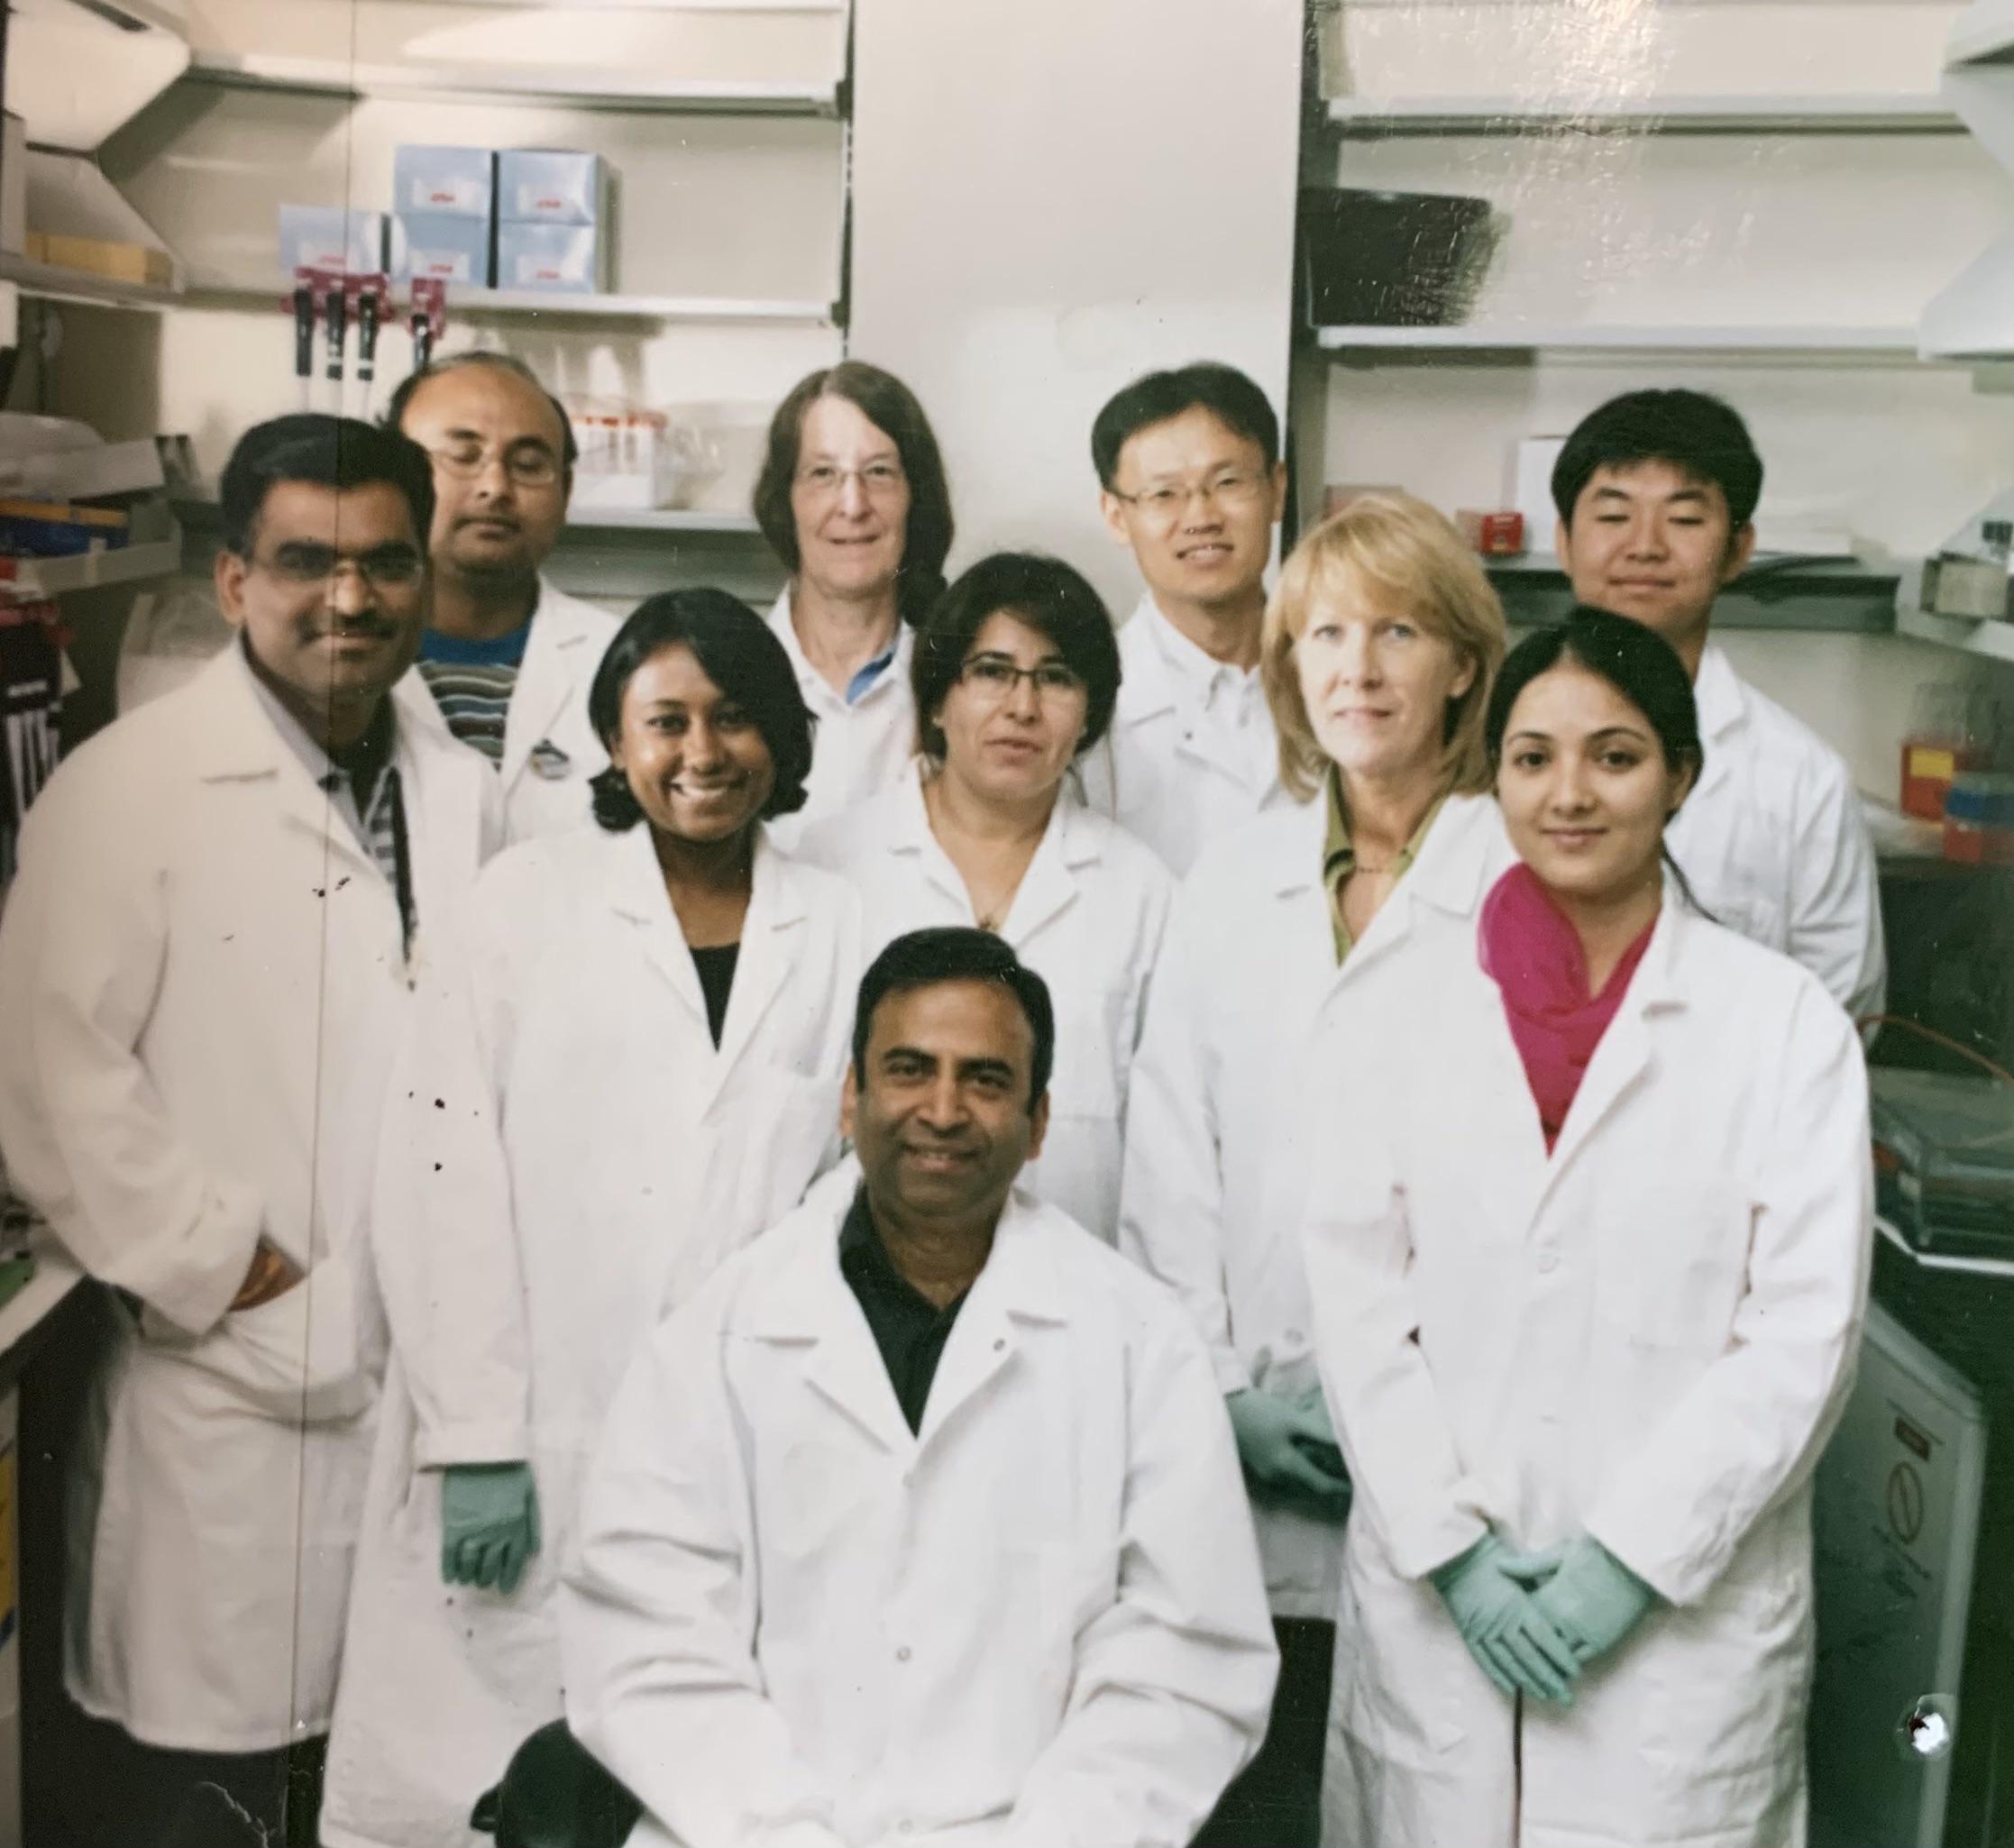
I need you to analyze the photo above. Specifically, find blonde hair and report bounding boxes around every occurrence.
[1262,492,1507,802]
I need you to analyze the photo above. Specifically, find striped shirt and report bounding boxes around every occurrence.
[418,619,532,766]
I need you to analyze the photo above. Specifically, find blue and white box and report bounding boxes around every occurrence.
[391,145,495,220]
[498,150,609,228]
[495,221,606,295]
[393,213,494,287]
[279,206,389,277]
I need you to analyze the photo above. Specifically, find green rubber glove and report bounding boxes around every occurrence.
[1529,1535,1658,1668]
[1226,1387,1351,1520]
[1431,1533,1580,1706]
[441,1462,541,1595]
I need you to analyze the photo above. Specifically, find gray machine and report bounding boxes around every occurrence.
[1811,1296,1990,1846]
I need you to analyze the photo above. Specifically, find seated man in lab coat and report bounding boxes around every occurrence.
[389,351,618,843]
[0,413,498,1845]
[1552,388,1885,1020]
[557,926,1278,1848]
[1077,361,1295,875]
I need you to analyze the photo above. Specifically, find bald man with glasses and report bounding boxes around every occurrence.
[388,352,619,844]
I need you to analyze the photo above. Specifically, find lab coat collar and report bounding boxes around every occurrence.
[887,763,1102,940]
[604,820,814,1101]
[1530,878,1692,1188]
[769,585,915,711]
[500,579,607,790]
[194,643,413,881]
[746,1174,1073,1455]
[1264,787,1503,920]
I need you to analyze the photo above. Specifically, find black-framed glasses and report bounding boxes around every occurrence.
[958,653,1086,702]
[253,542,426,590]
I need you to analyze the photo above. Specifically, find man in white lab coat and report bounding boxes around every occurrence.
[0,415,497,1845]
[1552,388,1886,1020]
[1078,362,1295,875]
[557,926,1277,1848]
[389,352,618,842]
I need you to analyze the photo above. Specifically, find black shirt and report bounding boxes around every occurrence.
[838,1186,968,1433]
[689,941,739,1048]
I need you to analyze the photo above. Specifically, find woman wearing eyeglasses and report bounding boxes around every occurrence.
[801,552,1169,1242]
[751,361,956,847]
[319,589,863,1848]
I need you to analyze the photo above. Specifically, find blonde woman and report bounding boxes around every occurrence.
[1119,492,1509,1846]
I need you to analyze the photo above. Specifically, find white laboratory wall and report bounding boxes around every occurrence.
[847,0,1304,616]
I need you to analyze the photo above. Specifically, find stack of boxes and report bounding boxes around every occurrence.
[496,151,609,295]
[391,146,498,288]
[368,144,609,295]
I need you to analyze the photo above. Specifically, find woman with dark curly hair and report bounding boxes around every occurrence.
[319,588,863,1848]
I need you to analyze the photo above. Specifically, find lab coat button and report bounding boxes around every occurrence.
[895,1644,911,1662]
[1537,1249,1560,1274]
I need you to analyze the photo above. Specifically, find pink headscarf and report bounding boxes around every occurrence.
[1478,864,1656,1150]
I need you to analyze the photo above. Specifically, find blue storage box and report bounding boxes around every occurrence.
[495,221,606,294]
[498,150,609,227]
[391,145,495,220]
[393,213,494,287]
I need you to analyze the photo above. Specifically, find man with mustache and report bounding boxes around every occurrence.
[549,927,1277,1848]
[0,414,498,1845]
[389,352,618,843]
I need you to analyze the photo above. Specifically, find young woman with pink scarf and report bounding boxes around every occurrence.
[1299,605,1872,1848]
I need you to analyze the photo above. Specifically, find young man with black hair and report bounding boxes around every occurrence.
[556,928,1277,1848]
[389,350,618,843]
[1083,361,1295,875]
[0,414,499,1846]
[1552,388,1884,1021]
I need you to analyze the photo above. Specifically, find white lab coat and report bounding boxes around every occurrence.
[800,764,1171,1241]
[0,647,496,1752]
[559,1166,1279,1848]
[1299,885,1872,1848]
[764,587,919,850]
[320,824,861,1848]
[1669,643,1885,1022]
[488,578,621,844]
[1074,595,1296,876]
[1120,792,1512,1618]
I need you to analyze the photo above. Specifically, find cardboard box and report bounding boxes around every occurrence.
[498,150,609,227]
[392,213,494,287]
[496,221,606,295]
[1456,508,1525,556]
[391,145,494,220]
[279,206,388,278]
[23,232,173,288]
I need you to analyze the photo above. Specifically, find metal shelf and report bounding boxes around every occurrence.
[1314,323,1932,356]
[0,527,184,598]
[0,255,181,313]
[1324,93,1959,133]
[1876,1214,2014,1279]
[183,50,841,115]
[184,275,835,325]
[1896,604,2014,664]
[1488,553,1901,634]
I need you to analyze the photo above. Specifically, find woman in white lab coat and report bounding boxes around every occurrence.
[1303,605,1872,1848]
[1119,492,1509,1846]
[801,551,1169,1241]
[320,590,862,1848]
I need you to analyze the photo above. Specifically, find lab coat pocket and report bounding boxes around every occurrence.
[186,1248,373,1422]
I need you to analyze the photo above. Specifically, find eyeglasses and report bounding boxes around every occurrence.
[793,461,908,503]
[1109,468,1271,524]
[428,442,563,489]
[957,653,1086,702]
[254,542,426,590]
